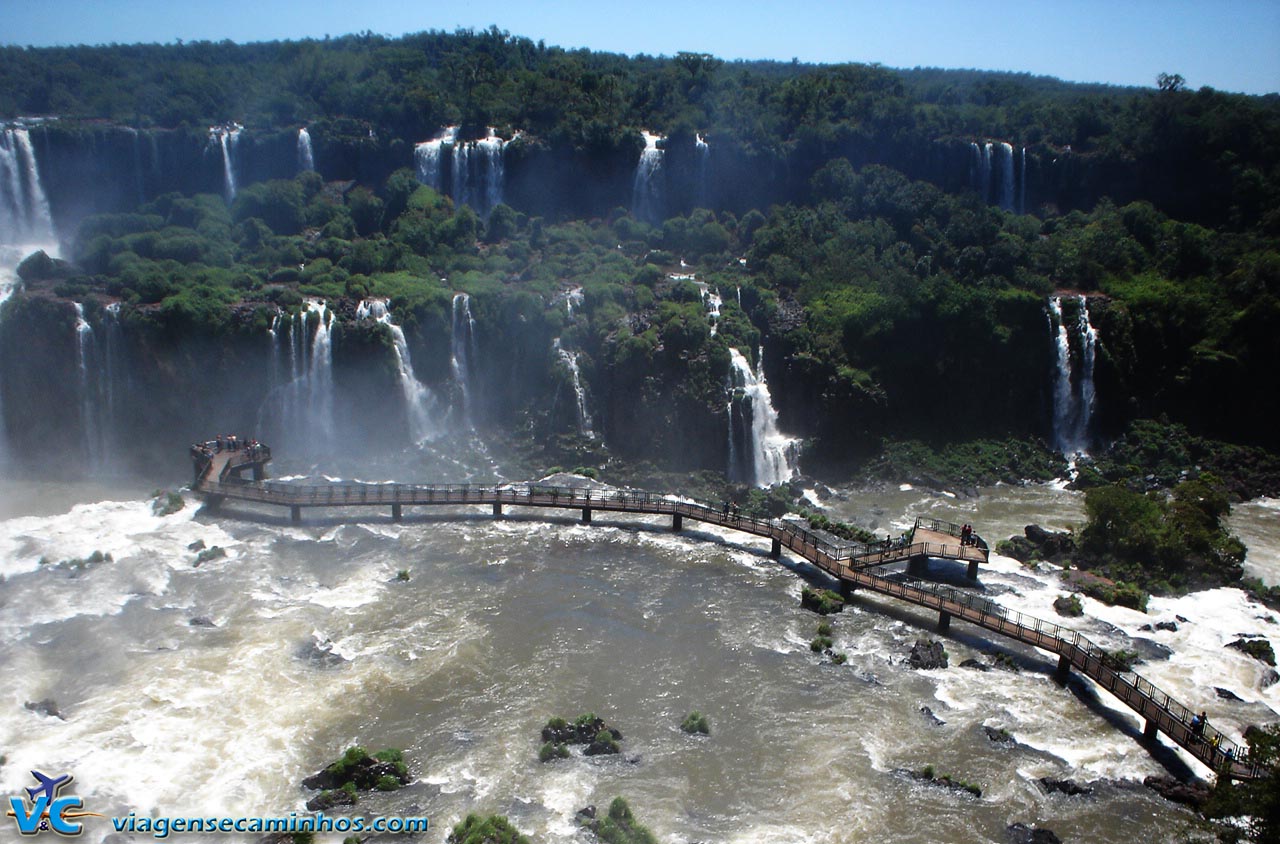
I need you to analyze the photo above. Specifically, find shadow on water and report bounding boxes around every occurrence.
[202,499,1199,782]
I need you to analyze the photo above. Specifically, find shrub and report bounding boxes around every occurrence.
[395,569,410,582]
[374,775,401,792]
[447,813,531,844]
[596,797,658,844]
[800,586,845,615]
[1053,593,1084,617]
[816,621,832,636]
[831,652,848,665]
[680,712,710,735]
[810,635,833,652]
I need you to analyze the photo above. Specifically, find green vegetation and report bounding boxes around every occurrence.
[395,569,411,582]
[447,814,530,844]
[809,635,833,653]
[866,438,1067,488]
[1228,638,1277,666]
[816,621,832,636]
[679,712,710,735]
[1202,724,1280,843]
[830,652,848,665]
[1102,649,1142,672]
[1077,475,1246,594]
[800,587,845,615]
[151,490,185,516]
[798,512,875,544]
[592,797,658,844]
[538,741,571,762]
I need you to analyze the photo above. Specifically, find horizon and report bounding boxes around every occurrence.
[2,0,1278,97]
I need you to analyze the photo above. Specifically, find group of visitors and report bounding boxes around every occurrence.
[189,435,269,468]
[721,501,740,518]
[960,524,977,546]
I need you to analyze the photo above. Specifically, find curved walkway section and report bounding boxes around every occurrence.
[193,456,1262,780]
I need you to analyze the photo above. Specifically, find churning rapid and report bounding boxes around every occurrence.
[2,460,1277,843]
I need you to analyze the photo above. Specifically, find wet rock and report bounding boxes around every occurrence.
[576,805,600,834]
[800,586,845,615]
[907,639,948,670]
[193,546,226,567]
[1155,620,1178,632]
[187,539,206,552]
[899,767,981,797]
[301,749,410,792]
[24,699,64,720]
[1176,615,1189,623]
[983,726,1015,745]
[1006,823,1062,844]
[1038,777,1092,796]
[1261,670,1279,689]
[1227,638,1277,666]
[188,616,216,628]
[1143,775,1210,809]
[959,658,991,672]
[296,638,347,668]
[1215,687,1244,701]
[1053,593,1084,617]
[920,706,945,727]
[1139,624,1153,632]
[304,787,357,811]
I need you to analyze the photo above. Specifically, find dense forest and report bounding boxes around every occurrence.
[2,28,1279,491]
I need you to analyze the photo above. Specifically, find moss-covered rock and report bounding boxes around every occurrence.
[301,747,410,792]
[800,586,845,615]
[679,712,710,735]
[447,814,531,844]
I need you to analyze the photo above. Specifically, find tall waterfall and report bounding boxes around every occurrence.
[1019,146,1028,214]
[261,300,336,451]
[306,300,335,444]
[1048,295,1099,457]
[209,123,243,202]
[451,293,478,426]
[997,142,1015,211]
[444,128,507,217]
[695,133,710,208]
[414,126,459,193]
[297,128,315,173]
[357,298,440,443]
[0,127,56,247]
[553,338,594,438]
[631,131,665,224]
[726,348,800,487]
[73,303,106,467]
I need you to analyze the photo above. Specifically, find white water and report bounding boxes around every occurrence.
[727,348,800,487]
[414,126,458,193]
[209,123,242,202]
[260,301,336,453]
[306,300,334,445]
[73,303,105,469]
[446,128,506,217]
[451,293,478,426]
[631,131,665,224]
[553,338,594,438]
[997,142,1015,211]
[1048,295,1098,457]
[357,299,440,443]
[1019,146,1028,214]
[0,127,56,245]
[296,128,314,173]
[695,133,710,207]
[694,280,722,335]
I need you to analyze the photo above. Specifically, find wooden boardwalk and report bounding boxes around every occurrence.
[193,445,1265,780]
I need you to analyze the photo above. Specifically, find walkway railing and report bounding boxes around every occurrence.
[193,471,1263,779]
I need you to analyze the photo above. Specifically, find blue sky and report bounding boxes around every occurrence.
[4,0,1278,95]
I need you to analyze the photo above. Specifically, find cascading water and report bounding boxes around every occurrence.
[260,300,335,452]
[450,293,478,426]
[631,131,665,224]
[1019,146,1028,214]
[209,123,243,203]
[414,126,458,193]
[695,133,710,207]
[997,142,1015,211]
[444,128,507,217]
[73,303,105,467]
[297,128,315,173]
[552,338,594,439]
[357,298,440,443]
[1048,295,1099,457]
[695,280,722,335]
[306,300,335,445]
[726,347,800,487]
[475,128,506,214]
[0,127,56,246]
[559,286,584,318]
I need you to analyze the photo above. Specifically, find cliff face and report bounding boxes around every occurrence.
[28,122,1138,243]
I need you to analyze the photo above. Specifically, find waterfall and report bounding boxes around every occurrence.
[0,127,56,247]
[553,338,594,438]
[631,131,665,224]
[297,128,315,173]
[997,142,1015,211]
[695,133,710,207]
[73,303,105,467]
[726,347,800,487]
[1019,146,1028,214]
[440,128,507,217]
[1048,295,1099,457]
[695,281,722,335]
[209,123,243,202]
[357,298,440,443]
[476,128,506,214]
[262,300,335,450]
[306,300,335,445]
[0,270,19,465]
[414,126,458,193]
[451,293,478,426]
[560,286,584,317]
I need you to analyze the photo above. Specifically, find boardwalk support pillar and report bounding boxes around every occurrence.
[290,505,301,525]
[392,504,402,523]
[1055,654,1071,685]
[937,610,951,633]
[967,558,980,580]
[252,464,265,481]
[203,494,224,513]
[582,507,592,525]
[1143,719,1158,742]
[770,538,781,559]
[672,514,682,532]
[839,580,857,600]
[493,502,502,518]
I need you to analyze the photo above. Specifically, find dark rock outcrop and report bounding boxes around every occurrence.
[1227,637,1277,666]
[1039,777,1092,796]
[304,787,357,811]
[24,698,64,720]
[920,706,945,727]
[301,750,410,792]
[959,658,991,672]
[1143,775,1211,809]
[983,726,1016,745]
[1215,687,1243,701]
[188,616,216,628]
[907,639,948,670]
[1007,823,1062,844]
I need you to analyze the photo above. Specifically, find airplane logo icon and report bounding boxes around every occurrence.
[25,772,72,804]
